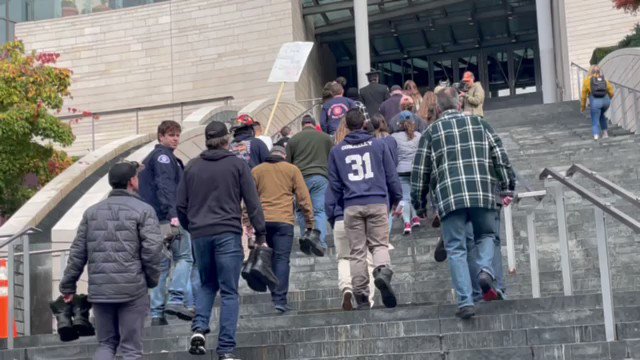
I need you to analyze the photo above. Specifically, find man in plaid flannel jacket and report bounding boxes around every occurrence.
[410,87,515,320]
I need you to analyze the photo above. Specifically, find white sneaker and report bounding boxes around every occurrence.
[594,135,599,141]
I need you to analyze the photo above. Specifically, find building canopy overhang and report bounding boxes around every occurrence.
[302,0,538,67]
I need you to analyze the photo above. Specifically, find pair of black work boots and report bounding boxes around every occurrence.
[241,246,279,292]
[49,294,95,342]
[298,228,324,257]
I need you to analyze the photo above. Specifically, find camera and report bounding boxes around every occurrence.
[452,81,469,94]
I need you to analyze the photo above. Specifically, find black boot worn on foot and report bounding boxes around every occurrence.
[478,271,502,302]
[455,305,476,320]
[354,293,370,310]
[72,294,95,337]
[373,266,397,308]
[189,331,207,355]
[49,296,78,342]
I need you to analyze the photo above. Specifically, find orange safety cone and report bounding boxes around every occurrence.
[0,259,18,338]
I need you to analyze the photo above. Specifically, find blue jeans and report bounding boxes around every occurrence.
[442,208,496,308]
[150,226,194,318]
[191,233,243,355]
[265,222,294,306]
[296,175,328,248]
[465,222,482,302]
[589,96,610,137]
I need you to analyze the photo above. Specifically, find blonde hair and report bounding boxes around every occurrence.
[418,91,437,123]
[334,117,349,144]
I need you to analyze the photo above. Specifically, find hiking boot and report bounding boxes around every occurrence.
[455,305,476,320]
[49,296,78,342]
[241,249,267,292]
[72,294,95,337]
[249,247,279,289]
[403,223,412,235]
[189,331,207,355]
[354,293,371,310]
[411,217,421,228]
[434,237,447,263]
[373,266,397,308]
[300,229,324,257]
[219,354,242,360]
[151,317,168,326]
[478,271,502,302]
[341,289,354,311]
[165,303,195,321]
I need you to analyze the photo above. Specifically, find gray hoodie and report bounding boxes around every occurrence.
[391,131,421,174]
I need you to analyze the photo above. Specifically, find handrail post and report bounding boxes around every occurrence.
[635,92,640,135]
[548,180,573,295]
[526,209,540,298]
[7,242,14,349]
[503,204,516,274]
[135,110,140,135]
[575,66,581,99]
[594,207,616,342]
[620,87,628,129]
[91,116,96,151]
[22,235,30,336]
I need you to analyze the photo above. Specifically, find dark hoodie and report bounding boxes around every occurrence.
[328,130,402,210]
[230,126,269,169]
[176,148,266,239]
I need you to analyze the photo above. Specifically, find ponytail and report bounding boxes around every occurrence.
[404,120,416,140]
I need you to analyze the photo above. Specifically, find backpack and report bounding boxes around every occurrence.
[591,76,608,98]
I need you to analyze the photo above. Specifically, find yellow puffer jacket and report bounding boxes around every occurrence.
[581,76,614,112]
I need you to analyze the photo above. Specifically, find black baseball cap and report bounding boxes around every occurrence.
[108,161,141,189]
[301,114,316,126]
[205,121,229,140]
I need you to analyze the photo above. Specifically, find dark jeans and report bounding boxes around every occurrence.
[92,295,149,360]
[266,222,294,306]
[191,232,243,356]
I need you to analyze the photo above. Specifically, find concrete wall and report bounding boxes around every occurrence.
[16,0,327,154]
[562,0,638,99]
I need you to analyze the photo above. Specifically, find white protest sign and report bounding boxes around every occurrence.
[268,42,314,83]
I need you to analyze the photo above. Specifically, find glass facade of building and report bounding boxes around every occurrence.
[0,0,168,43]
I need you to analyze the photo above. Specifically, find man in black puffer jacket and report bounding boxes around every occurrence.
[60,161,165,360]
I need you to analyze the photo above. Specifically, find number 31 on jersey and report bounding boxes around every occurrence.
[345,153,374,181]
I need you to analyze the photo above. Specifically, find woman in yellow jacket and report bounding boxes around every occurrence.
[580,66,615,140]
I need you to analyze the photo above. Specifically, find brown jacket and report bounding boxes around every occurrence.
[252,159,315,227]
[462,82,485,117]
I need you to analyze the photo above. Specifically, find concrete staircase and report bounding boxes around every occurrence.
[1,101,640,359]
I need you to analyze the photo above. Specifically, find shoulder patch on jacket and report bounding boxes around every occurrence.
[157,154,171,164]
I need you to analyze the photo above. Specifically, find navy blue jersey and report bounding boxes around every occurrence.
[138,144,184,221]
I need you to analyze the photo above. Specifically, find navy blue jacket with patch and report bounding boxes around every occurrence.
[139,144,184,222]
[328,130,402,210]
[230,127,269,169]
[321,96,356,135]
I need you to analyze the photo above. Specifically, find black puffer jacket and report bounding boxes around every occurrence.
[59,189,165,303]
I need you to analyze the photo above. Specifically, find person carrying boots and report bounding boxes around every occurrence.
[139,120,197,326]
[177,121,266,360]
[411,87,515,320]
[59,161,165,360]
[251,145,316,313]
[328,109,403,310]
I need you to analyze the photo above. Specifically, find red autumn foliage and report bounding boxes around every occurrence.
[613,0,640,12]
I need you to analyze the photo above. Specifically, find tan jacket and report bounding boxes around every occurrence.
[252,160,314,227]
[462,82,485,117]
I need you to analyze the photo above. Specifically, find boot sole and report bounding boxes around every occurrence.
[165,307,194,321]
[341,291,354,311]
[249,269,279,289]
[58,325,79,342]
[189,334,206,355]
[299,239,312,255]
[73,323,95,337]
[479,275,502,302]
[374,277,397,308]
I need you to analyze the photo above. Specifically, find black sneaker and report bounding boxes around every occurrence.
[165,303,195,321]
[151,317,168,326]
[455,305,475,320]
[434,237,447,262]
[219,354,241,360]
[189,332,207,355]
[478,271,502,302]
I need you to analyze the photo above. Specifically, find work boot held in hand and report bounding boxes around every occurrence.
[250,247,279,289]
[72,294,95,337]
[49,296,78,342]
[241,249,267,292]
[373,265,397,308]
[300,229,324,257]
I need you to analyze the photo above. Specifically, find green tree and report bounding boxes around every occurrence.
[0,41,76,218]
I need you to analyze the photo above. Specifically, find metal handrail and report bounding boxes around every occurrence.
[270,101,323,142]
[539,165,640,343]
[0,227,41,250]
[539,168,640,233]
[571,62,640,93]
[566,164,640,209]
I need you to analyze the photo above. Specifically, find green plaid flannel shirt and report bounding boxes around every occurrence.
[410,110,515,218]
